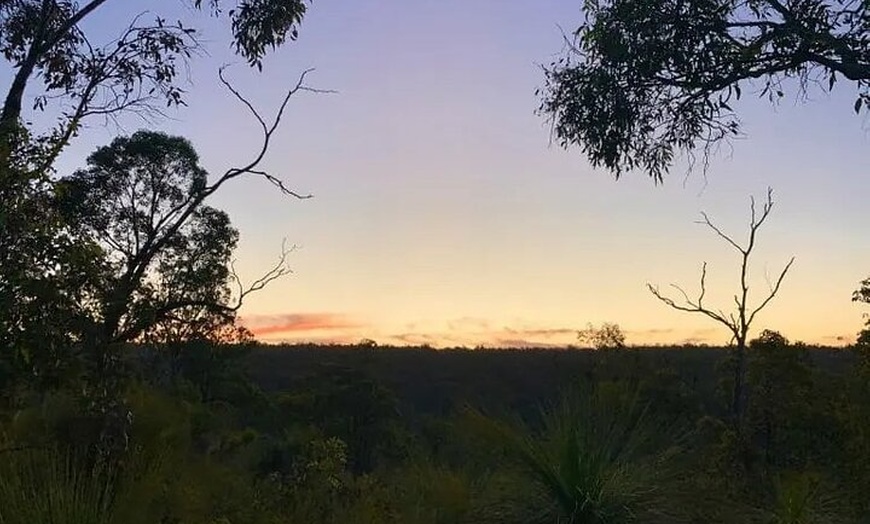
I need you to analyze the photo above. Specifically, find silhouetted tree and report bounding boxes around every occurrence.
[539,0,870,180]
[0,1,316,404]
[648,188,794,426]
[1,0,309,155]
[59,131,291,345]
[854,278,870,363]
[577,322,627,350]
[746,330,813,469]
[855,277,870,304]
[56,130,300,393]
[0,139,102,399]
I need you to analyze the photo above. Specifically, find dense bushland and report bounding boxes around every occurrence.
[1,334,869,523]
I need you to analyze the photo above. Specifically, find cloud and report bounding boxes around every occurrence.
[678,337,711,345]
[677,328,723,345]
[626,328,675,336]
[239,314,754,349]
[818,334,852,346]
[502,327,576,338]
[491,338,568,349]
[241,313,360,338]
[447,317,491,332]
[390,332,443,346]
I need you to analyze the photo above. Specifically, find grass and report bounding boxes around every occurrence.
[0,447,115,524]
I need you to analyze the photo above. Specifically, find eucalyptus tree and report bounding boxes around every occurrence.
[539,0,870,181]
[1,0,309,152]
[0,0,315,403]
[57,130,292,381]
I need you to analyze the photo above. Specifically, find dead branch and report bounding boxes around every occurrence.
[647,267,738,338]
[120,66,324,291]
[229,240,298,311]
[213,65,335,199]
[647,187,793,346]
[747,255,795,326]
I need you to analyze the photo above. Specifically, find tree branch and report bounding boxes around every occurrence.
[212,66,328,199]
[229,239,297,310]
[697,213,745,253]
[649,187,793,346]
[647,264,735,331]
[747,256,795,326]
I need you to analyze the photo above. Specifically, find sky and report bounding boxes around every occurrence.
[41,0,870,347]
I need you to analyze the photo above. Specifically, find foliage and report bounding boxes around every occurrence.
[765,471,851,524]
[854,276,870,306]
[1,0,309,152]
[195,0,309,69]
[577,322,626,350]
[0,386,188,524]
[0,128,103,404]
[1,344,866,523]
[464,383,690,524]
[0,448,119,524]
[57,131,245,347]
[1,0,309,410]
[539,0,870,180]
[743,330,839,475]
[275,364,412,474]
[854,277,870,345]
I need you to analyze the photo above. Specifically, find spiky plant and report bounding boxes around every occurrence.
[767,471,851,524]
[465,382,687,524]
[0,387,191,524]
[0,448,115,524]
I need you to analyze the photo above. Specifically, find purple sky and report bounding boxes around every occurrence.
[45,1,870,347]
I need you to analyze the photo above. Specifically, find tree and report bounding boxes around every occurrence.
[0,136,103,399]
[539,0,870,181]
[1,0,308,155]
[67,131,256,343]
[56,130,301,387]
[746,330,814,469]
[0,0,317,399]
[647,188,794,426]
[855,277,870,305]
[854,277,870,349]
[577,322,627,350]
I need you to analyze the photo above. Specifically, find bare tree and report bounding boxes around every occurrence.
[647,188,795,426]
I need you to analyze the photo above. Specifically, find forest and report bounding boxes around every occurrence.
[2,1,870,523]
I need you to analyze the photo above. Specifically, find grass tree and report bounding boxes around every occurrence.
[464,384,690,524]
[647,188,794,428]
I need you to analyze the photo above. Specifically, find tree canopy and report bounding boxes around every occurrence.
[855,277,870,305]
[539,0,870,181]
[0,1,310,406]
[0,0,308,160]
[58,131,242,346]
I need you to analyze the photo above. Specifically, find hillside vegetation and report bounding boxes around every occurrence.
[3,335,869,523]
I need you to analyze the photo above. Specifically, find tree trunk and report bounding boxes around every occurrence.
[732,338,748,429]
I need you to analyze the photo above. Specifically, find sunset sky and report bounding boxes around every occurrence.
[53,1,870,347]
